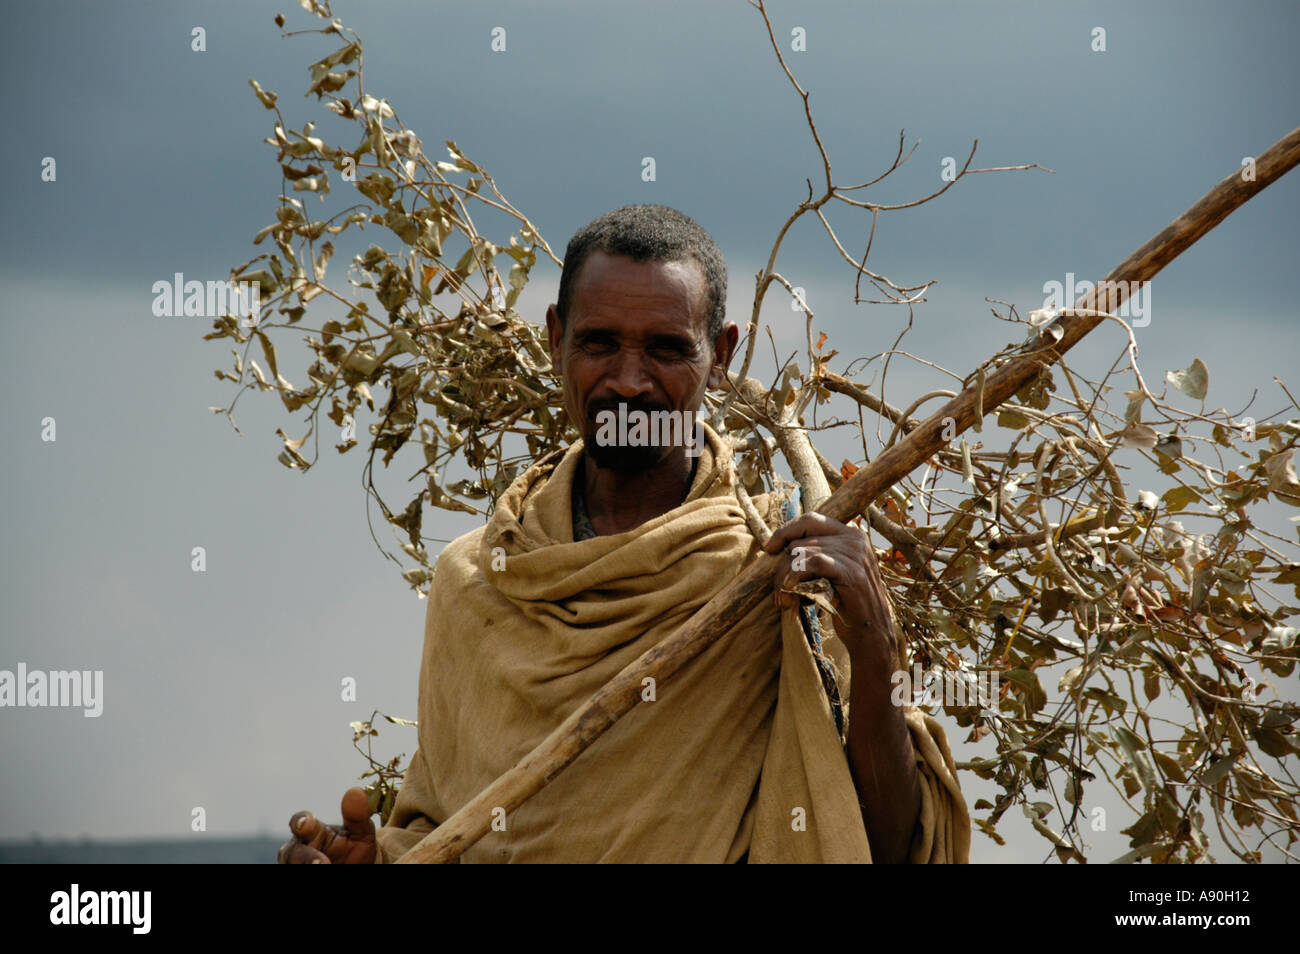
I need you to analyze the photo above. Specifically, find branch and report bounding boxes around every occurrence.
[396,126,1300,863]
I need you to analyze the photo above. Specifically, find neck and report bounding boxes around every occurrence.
[581,447,697,536]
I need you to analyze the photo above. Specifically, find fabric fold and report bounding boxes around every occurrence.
[376,424,969,863]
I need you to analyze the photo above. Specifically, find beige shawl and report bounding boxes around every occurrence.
[375,427,969,863]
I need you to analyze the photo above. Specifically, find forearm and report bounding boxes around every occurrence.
[845,648,922,863]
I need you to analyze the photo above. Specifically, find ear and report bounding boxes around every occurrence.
[707,322,740,389]
[545,304,564,374]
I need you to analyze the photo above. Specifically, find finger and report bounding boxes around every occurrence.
[784,549,867,597]
[783,548,835,583]
[299,813,346,858]
[762,513,838,553]
[290,810,321,841]
[772,545,836,610]
[278,838,330,865]
[339,787,376,840]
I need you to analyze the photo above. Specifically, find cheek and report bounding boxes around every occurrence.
[563,355,604,414]
[674,361,713,404]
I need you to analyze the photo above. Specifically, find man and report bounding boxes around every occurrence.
[279,204,969,864]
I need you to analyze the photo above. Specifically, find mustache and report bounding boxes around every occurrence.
[583,397,669,427]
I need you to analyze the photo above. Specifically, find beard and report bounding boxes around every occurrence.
[581,397,676,474]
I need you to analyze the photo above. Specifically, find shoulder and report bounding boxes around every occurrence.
[430,524,489,594]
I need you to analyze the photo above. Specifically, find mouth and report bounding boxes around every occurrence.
[582,397,675,473]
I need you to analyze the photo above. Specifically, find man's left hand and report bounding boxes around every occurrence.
[761,512,897,679]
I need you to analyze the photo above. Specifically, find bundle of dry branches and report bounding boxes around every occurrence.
[211,0,1300,862]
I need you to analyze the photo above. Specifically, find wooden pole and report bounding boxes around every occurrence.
[397,127,1300,863]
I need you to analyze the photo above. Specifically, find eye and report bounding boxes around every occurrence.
[577,336,617,355]
[648,341,691,361]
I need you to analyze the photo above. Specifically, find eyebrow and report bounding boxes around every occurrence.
[646,332,695,349]
[572,327,697,349]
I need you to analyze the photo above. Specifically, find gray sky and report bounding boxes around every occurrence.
[1,0,1297,863]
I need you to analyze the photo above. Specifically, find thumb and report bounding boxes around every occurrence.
[339,787,376,839]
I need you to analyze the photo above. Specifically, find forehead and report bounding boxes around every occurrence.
[568,251,707,336]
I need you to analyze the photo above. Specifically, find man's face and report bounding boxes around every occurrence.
[546,251,736,472]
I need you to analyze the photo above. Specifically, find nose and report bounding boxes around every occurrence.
[605,347,654,398]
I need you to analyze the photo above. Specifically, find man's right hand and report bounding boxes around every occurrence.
[278,787,377,864]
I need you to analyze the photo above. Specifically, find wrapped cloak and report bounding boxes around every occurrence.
[375,426,969,863]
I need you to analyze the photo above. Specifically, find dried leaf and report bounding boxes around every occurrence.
[1165,358,1209,401]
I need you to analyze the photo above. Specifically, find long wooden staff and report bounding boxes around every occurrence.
[398,127,1300,863]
